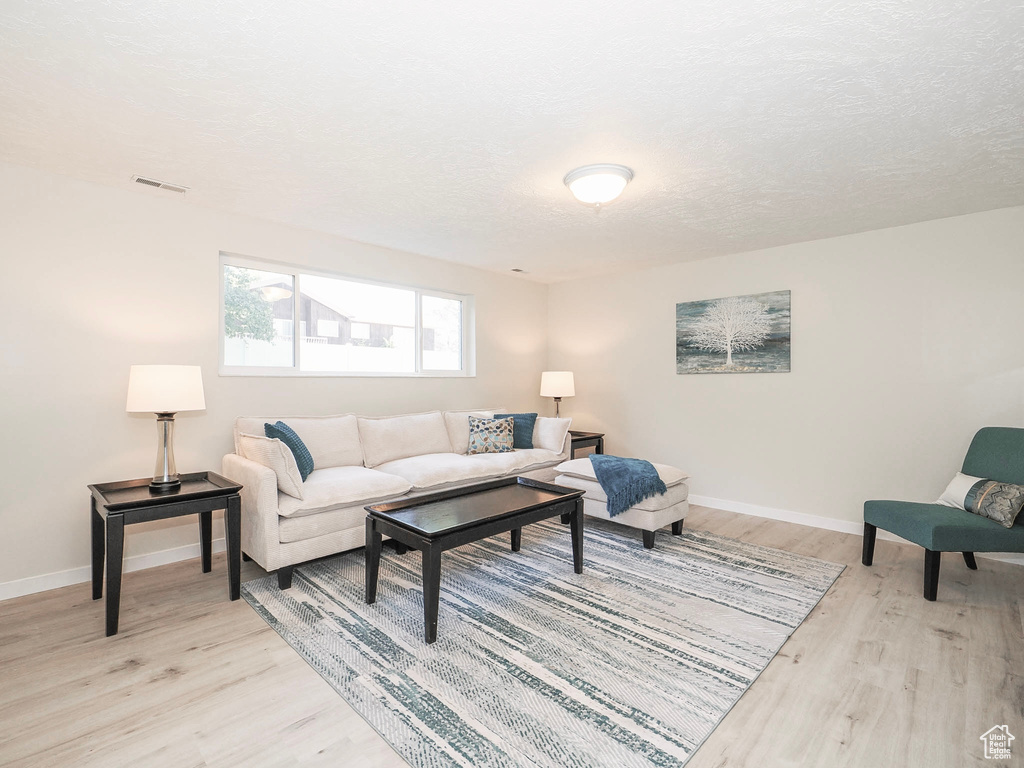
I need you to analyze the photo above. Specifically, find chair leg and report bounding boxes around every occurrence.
[671,520,683,535]
[962,551,978,570]
[642,530,656,549]
[923,549,940,601]
[862,523,877,566]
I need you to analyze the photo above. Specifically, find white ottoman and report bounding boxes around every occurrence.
[554,458,689,549]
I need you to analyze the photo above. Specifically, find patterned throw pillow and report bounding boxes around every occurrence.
[467,416,514,455]
[937,471,1024,528]
[494,412,537,449]
[265,421,315,481]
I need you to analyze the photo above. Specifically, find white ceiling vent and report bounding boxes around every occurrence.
[132,175,189,194]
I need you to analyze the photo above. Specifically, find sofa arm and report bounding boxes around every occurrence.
[222,453,282,572]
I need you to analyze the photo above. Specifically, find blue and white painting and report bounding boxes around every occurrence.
[676,290,791,374]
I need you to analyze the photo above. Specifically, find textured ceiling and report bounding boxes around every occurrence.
[1,0,1023,282]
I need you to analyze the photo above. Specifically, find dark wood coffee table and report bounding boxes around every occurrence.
[365,476,585,643]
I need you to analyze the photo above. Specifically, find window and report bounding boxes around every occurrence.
[316,319,340,338]
[220,254,473,376]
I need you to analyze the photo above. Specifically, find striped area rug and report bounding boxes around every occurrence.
[242,520,843,767]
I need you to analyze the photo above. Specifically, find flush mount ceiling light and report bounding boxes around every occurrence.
[563,164,634,206]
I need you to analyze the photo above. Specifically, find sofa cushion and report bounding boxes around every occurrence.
[466,448,566,476]
[555,458,689,487]
[467,416,514,455]
[534,417,572,453]
[277,466,412,518]
[234,415,362,469]
[555,474,689,511]
[358,411,454,468]
[238,433,304,500]
[376,453,503,491]
[279,502,367,543]
[443,408,500,454]
[494,412,538,449]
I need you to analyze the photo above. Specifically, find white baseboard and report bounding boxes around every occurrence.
[689,494,1024,567]
[0,538,226,602]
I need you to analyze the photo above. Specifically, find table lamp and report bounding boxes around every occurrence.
[126,365,206,493]
[540,371,574,417]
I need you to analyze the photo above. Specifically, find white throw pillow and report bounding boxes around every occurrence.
[555,457,689,488]
[937,471,983,509]
[358,411,454,468]
[533,417,572,453]
[238,433,304,499]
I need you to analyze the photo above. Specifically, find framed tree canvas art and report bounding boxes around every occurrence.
[676,290,791,374]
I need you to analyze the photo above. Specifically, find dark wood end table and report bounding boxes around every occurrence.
[569,430,605,458]
[89,471,243,636]
[365,476,585,644]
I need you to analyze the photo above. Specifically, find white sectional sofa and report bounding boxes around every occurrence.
[222,409,571,587]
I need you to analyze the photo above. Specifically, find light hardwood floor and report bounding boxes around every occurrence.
[1,506,1021,767]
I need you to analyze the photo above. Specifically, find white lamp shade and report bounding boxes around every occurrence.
[540,371,575,398]
[126,365,206,413]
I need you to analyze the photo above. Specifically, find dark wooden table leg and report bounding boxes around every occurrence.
[511,528,521,552]
[105,513,124,636]
[570,498,584,573]
[91,497,104,600]
[422,544,442,644]
[199,510,212,573]
[226,495,241,600]
[596,437,604,454]
[365,516,382,604]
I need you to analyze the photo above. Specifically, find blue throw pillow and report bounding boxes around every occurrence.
[494,412,538,450]
[264,421,314,481]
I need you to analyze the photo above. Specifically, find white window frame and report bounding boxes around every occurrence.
[219,253,475,377]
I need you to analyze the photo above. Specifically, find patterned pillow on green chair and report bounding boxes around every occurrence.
[467,416,514,455]
[938,471,1024,528]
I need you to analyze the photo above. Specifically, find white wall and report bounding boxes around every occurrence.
[4,161,1022,597]
[0,162,549,591]
[549,207,1024,525]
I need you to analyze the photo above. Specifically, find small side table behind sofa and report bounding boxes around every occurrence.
[569,430,605,459]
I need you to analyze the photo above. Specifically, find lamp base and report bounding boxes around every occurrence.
[149,477,181,494]
[150,412,180,494]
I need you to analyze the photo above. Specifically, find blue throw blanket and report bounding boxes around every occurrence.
[589,454,667,517]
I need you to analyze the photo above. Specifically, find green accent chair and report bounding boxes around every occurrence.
[863,427,1024,600]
